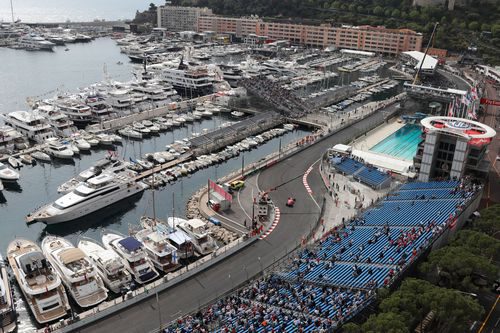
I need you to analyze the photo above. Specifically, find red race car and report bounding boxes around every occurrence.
[286,197,296,207]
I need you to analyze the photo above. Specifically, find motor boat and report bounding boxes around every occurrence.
[167,217,218,256]
[78,237,132,294]
[7,156,22,169]
[18,154,34,165]
[57,157,113,194]
[41,236,107,308]
[72,138,91,151]
[118,127,143,140]
[0,252,16,333]
[7,239,70,324]
[31,151,51,162]
[141,217,194,259]
[134,227,180,273]
[44,140,74,159]
[0,162,20,182]
[27,173,147,224]
[102,231,159,284]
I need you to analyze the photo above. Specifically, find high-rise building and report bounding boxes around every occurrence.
[157,5,213,32]
[415,117,496,181]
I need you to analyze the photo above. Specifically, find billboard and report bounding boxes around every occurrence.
[208,179,232,202]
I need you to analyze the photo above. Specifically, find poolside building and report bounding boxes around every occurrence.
[415,117,496,181]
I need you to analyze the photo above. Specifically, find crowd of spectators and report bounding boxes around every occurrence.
[240,75,309,117]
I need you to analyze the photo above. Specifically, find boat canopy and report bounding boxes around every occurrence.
[119,237,142,252]
[59,248,85,264]
[19,252,45,273]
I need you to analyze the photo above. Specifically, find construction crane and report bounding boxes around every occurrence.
[413,22,439,85]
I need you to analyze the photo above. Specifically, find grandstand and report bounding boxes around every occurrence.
[163,180,480,332]
[330,157,391,189]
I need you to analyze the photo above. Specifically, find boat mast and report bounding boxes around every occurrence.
[10,0,14,23]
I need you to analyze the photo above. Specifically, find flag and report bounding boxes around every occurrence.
[471,86,479,100]
[447,100,454,117]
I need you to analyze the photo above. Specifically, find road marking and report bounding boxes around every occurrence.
[259,207,280,240]
[477,294,499,333]
[304,159,321,210]
[237,186,252,221]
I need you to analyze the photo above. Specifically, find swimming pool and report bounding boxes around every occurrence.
[370,124,422,161]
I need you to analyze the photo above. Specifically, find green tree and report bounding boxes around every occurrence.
[481,23,491,32]
[469,21,480,31]
[373,6,384,16]
[342,322,362,333]
[362,312,410,333]
[471,204,500,236]
[391,9,400,18]
[419,246,498,291]
[409,9,420,20]
[451,230,500,260]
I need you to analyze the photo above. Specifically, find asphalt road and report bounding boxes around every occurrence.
[79,108,394,333]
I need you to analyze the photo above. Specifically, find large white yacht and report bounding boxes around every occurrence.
[141,217,194,259]
[102,231,159,284]
[167,218,218,256]
[35,105,78,137]
[17,34,55,51]
[0,162,20,182]
[41,236,107,308]
[149,59,213,97]
[0,110,56,143]
[78,237,132,294]
[134,227,180,273]
[57,157,117,193]
[52,99,94,127]
[7,239,70,324]
[0,253,16,333]
[27,173,148,224]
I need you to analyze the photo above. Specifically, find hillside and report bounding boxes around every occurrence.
[169,0,500,64]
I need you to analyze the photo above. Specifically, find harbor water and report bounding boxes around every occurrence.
[0,38,311,331]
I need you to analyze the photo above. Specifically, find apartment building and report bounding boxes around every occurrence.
[197,15,423,55]
[157,5,213,32]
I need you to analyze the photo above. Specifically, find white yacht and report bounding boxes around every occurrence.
[167,218,218,256]
[57,157,114,194]
[0,111,56,143]
[17,34,55,51]
[141,217,194,259]
[41,236,108,308]
[78,237,132,294]
[106,89,135,115]
[134,227,180,273]
[102,231,159,284]
[118,127,143,139]
[35,105,77,137]
[27,173,148,224]
[44,139,74,159]
[7,239,70,324]
[0,253,16,333]
[0,162,20,182]
[53,99,94,127]
[0,125,24,153]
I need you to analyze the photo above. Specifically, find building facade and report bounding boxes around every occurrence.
[157,5,213,32]
[197,16,422,55]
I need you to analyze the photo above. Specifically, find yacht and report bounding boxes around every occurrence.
[150,59,213,97]
[7,239,70,324]
[0,125,24,153]
[106,89,136,115]
[57,157,114,193]
[35,105,77,137]
[0,253,16,333]
[53,99,94,127]
[134,227,180,273]
[118,127,143,140]
[167,218,218,256]
[0,111,56,143]
[41,236,107,308]
[0,162,20,182]
[78,237,132,294]
[141,217,194,259]
[17,34,55,51]
[27,173,148,224]
[44,139,74,159]
[102,231,159,284]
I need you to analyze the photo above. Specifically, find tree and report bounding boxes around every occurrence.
[471,203,500,236]
[481,23,491,32]
[391,9,400,18]
[468,21,480,31]
[342,323,362,333]
[373,6,384,16]
[409,9,420,20]
[451,230,500,260]
[362,312,410,333]
[419,246,498,291]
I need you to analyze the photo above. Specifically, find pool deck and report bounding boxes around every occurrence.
[350,118,415,176]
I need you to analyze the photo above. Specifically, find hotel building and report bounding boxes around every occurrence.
[157,5,213,32]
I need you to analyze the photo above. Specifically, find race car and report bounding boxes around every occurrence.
[286,197,296,207]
